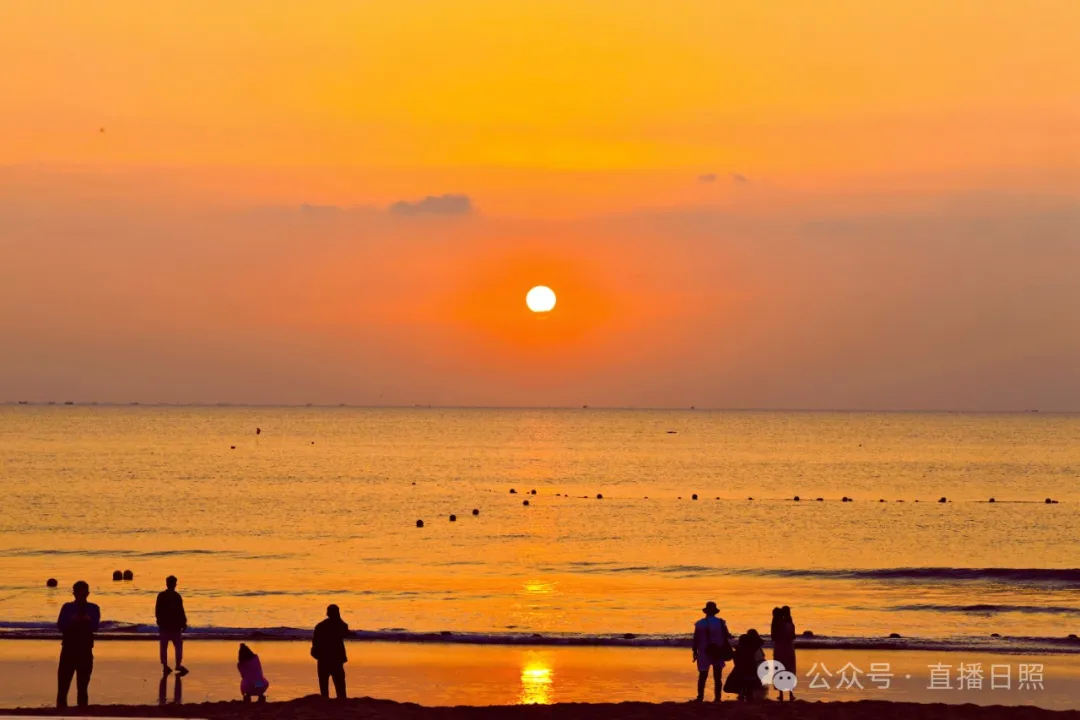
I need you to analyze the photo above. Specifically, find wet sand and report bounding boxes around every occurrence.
[3,695,1080,720]
[2,640,1078,711]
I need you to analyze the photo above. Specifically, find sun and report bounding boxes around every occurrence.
[526,286,556,313]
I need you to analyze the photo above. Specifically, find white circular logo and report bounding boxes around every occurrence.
[757,660,785,683]
[774,670,798,692]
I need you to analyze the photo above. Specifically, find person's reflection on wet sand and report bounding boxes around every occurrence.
[157,674,182,705]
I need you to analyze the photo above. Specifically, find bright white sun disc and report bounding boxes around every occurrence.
[526,286,556,313]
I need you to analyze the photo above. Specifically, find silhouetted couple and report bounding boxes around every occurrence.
[57,581,101,708]
[771,606,797,701]
[311,604,350,699]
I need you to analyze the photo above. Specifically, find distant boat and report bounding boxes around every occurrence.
[64,401,74,405]
[17,400,28,405]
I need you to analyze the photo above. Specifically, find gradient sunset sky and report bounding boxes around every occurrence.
[2,0,1078,409]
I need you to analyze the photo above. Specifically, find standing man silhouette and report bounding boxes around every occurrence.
[57,581,100,708]
[692,600,732,702]
[311,604,350,699]
[156,575,188,676]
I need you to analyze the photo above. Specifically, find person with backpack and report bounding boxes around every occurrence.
[691,600,733,702]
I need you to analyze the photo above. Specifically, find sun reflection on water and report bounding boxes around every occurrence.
[519,651,555,705]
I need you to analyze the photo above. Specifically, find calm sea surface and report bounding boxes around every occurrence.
[1,407,1078,649]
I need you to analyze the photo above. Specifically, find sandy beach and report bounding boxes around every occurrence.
[4,695,1080,720]
[2,640,1078,712]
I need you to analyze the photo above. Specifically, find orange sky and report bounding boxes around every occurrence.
[1,1,1078,408]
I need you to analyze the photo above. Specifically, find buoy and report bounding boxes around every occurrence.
[523,500,530,506]
[123,570,133,581]
[510,489,517,494]
[1045,498,1053,504]
[530,489,536,495]
[748,497,753,501]
[230,446,236,450]
[449,514,457,522]
[692,494,698,500]
[793,496,800,501]
[596,493,603,499]
[879,499,885,502]
[416,520,424,528]
[256,428,261,435]
[666,430,677,434]
[989,497,996,503]
[816,498,823,502]
[112,570,123,581]
[472,509,479,516]
[938,497,947,503]
[311,441,315,445]
[46,578,58,588]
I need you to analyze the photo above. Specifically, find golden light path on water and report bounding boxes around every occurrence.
[520,651,555,705]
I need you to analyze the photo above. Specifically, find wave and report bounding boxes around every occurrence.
[2,548,295,560]
[1,622,1077,654]
[748,567,1080,585]
[890,604,1080,615]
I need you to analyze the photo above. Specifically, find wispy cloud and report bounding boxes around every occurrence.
[389,194,473,216]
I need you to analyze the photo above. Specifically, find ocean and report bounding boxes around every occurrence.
[1,406,1078,654]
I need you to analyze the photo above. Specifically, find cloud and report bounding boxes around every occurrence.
[697,173,718,183]
[732,173,749,184]
[389,194,473,216]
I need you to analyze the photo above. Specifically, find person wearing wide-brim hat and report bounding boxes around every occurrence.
[692,601,733,702]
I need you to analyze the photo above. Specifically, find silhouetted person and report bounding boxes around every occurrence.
[724,629,766,701]
[771,606,797,701]
[238,643,270,702]
[692,601,732,702]
[57,580,100,708]
[311,604,349,699]
[156,575,188,676]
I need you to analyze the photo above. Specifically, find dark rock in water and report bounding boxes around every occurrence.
[530,489,537,495]
[472,509,479,516]
[841,496,851,502]
[692,494,698,500]
[1052,500,1060,504]
[879,499,885,502]
[677,497,682,500]
[991,633,1001,638]
[523,500,530,506]
[802,630,814,637]
[666,430,677,434]
[230,446,236,450]
[416,520,424,528]
[989,497,996,503]
[793,496,800,501]
[816,497,824,502]
[1045,498,1053,504]
[112,570,123,581]
[1067,634,1078,640]
[889,633,902,638]
[624,633,636,639]
[596,493,603,499]
[311,441,315,445]
[123,570,133,581]
[509,488,517,494]
[748,497,753,501]
[449,515,457,522]
[939,497,947,503]
[46,578,58,588]
[441,631,453,636]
